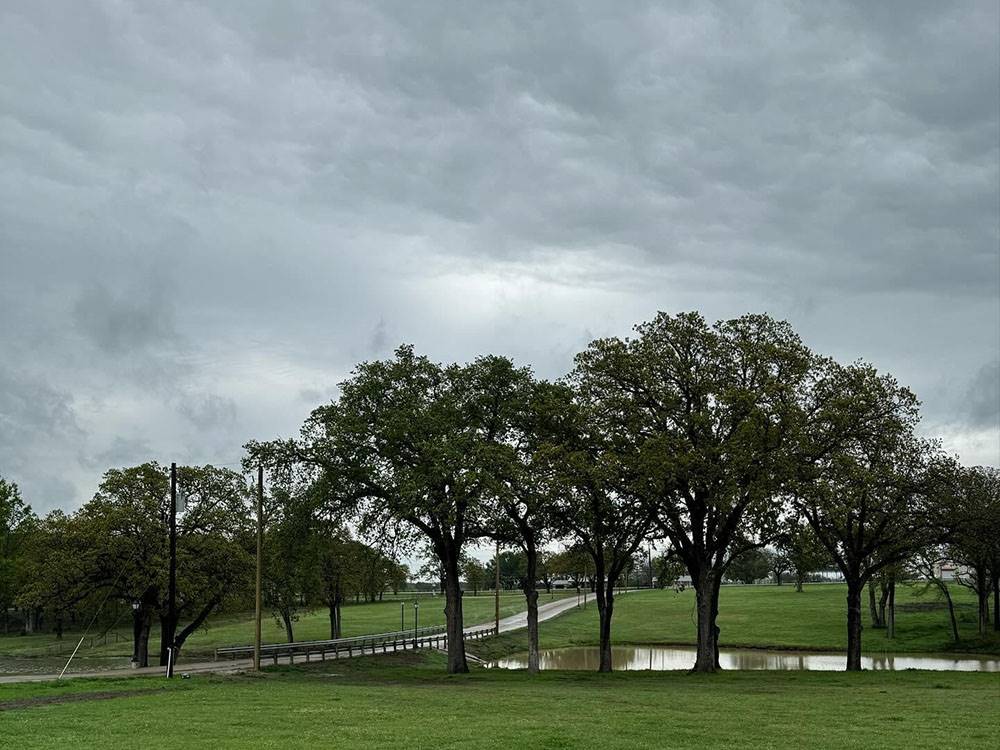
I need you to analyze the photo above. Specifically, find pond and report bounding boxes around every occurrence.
[488,646,1000,672]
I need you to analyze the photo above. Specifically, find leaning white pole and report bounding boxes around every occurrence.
[58,636,88,680]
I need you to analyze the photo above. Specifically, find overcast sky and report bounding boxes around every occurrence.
[1,1,998,515]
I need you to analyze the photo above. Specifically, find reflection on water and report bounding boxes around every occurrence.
[489,646,1000,672]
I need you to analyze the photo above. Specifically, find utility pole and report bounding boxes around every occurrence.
[494,541,501,634]
[254,465,264,672]
[167,462,177,678]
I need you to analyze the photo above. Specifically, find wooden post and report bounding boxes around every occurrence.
[254,466,263,672]
[167,462,177,679]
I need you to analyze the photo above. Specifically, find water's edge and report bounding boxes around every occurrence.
[488,645,1000,672]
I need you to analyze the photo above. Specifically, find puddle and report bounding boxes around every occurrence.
[488,646,1000,672]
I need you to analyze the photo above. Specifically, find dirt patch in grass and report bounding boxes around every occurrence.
[0,687,164,711]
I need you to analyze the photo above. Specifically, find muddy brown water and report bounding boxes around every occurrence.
[488,646,1000,672]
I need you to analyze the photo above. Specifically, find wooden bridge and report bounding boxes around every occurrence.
[213,623,498,665]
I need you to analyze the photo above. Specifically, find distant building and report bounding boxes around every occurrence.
[933,560,969,581]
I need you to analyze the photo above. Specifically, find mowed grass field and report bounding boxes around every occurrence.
[471,583,1000,661]
[2,583,997,676]
[0,592,570,674]
[1,653,997,749]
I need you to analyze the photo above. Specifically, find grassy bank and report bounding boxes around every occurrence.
[471,583,1000,662]
[1,653,996,749]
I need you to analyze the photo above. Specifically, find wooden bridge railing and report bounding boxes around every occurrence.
[214,623,498,664]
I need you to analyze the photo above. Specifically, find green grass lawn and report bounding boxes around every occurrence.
[0,591,570,673]
[1,653,996,749]
[471,583,1000,662]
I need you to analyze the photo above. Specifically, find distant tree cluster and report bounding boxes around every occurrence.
[247,311,999,674]
[0,465,407,667]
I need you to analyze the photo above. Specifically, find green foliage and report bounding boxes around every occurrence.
[538,383,655,587]
[795,361,937,581]
[547,544,596,587]
[0,476,35,630]
[15,510,95,635]
[947,466,999,585]
[573,311,814,580]
[651,551,685,589]
[726,549,770,584]
[461,556,487,595]
[18,463,252,659]
[284,346,502,548]
[779,519,831,588]
[484,550,529,590]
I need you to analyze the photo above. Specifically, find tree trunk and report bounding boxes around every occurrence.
[711,575,722,669]
[941,580,959,643]
[692,568,720,673]
[992,565,999,633]
[441,547,468,674]
[522,543,540,674]
[135,612,152,667]
[975,563,989,636]
[137,619,150,668]
[846,578,864,671]
[795,572,804,592]
[868,583,883,628]
[886,576,895,640]
[595,574,614,673]
[281,611,294,643]
[25,607,41,634]
[877,582,889,629]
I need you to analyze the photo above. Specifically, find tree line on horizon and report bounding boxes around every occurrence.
[1,311,997,674]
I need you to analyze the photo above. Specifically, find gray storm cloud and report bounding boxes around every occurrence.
[0,0,997,511]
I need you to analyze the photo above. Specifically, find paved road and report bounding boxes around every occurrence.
[0,590,613,684]
[489,590,596,634]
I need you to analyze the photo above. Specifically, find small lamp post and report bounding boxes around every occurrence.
[400,601,405,632]
[413,601,419,648]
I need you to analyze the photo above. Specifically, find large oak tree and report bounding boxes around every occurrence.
[571,312,813,672]
[80,463,251,666]
[251,346,527,674]
[540,383,657,673]
[794,361,938,670]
